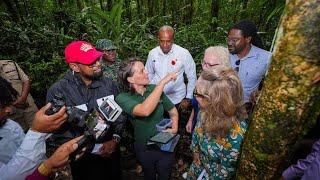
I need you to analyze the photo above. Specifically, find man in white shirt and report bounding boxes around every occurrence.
[146,25,196,109]
[0,76,67,180]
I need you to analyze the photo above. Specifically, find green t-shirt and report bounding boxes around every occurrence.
[116,85,174,144]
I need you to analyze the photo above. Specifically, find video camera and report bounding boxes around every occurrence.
[45,93,122,160]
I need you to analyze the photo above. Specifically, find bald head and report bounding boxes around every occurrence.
[158,25,174,54]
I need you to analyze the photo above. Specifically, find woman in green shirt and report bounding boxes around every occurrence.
[116,58,178,180]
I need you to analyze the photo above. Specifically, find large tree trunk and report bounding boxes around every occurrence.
[236,0,320,179]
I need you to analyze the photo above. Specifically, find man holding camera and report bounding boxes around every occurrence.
[0,76,68,180]
[46,41,125,180]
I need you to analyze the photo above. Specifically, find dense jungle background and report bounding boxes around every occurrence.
[2,0,320,179]
[0,0,285,106]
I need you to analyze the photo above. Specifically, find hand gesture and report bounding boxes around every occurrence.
[99,139,118,157]
[186,118,193,133]
[12,97,29,109]
[44,136,82,170]
[31,103,67,133]
[158,72,178,86]
[162,128,178,134]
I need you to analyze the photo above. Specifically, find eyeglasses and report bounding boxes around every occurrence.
[227,38,241,44]
[193,89,207,99]
[202,61,219,68]
[234,59,241,72]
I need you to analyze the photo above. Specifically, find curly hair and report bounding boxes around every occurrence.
[197,66,245,138]
[230,19,264,49]
[0,76,18,108]
[117,57,143,92]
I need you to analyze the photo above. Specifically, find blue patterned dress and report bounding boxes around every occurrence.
[187,113,247,179]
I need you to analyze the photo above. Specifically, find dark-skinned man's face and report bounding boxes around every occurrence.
[0,106,12,125]
[227,29,251,54]
[73,58,103,81]
[159,30,174,54]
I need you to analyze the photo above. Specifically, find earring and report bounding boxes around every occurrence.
[72,70,75,75]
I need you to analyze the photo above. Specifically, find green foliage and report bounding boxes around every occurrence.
[0,0,285,106]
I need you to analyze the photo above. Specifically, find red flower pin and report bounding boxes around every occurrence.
[171,59,176,65]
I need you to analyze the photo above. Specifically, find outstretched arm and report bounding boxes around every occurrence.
[132,72,177,117]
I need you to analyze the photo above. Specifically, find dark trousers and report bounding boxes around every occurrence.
[134,142,174,180]
[70,151,121,180]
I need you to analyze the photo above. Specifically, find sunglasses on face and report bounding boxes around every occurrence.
[193,89,207,99]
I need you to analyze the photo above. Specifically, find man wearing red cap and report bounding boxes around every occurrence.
[46,41,124,180]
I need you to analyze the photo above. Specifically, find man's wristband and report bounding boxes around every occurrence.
[38,162,52,176]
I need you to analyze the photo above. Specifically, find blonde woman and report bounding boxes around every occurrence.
[187,66,247,179]
[186,46,230,133]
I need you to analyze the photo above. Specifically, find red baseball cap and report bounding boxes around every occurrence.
[64,41,103,65]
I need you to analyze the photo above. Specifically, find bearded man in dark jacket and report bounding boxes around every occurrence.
[46,41,125,180]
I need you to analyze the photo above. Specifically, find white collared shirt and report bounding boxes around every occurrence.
[146,44,197,104]
[0,119,47,180]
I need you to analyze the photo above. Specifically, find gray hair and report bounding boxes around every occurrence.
[159,25,174,34]
[204,46,231,67]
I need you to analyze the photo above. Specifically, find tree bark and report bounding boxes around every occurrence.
[236,0,320,179]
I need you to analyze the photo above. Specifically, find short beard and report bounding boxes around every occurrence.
[82,71,103,81]
[230,46,244,55]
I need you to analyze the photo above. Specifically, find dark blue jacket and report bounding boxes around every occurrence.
[46,70,125,143]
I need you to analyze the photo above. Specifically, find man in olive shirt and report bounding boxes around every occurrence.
[96,39,121,83]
